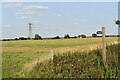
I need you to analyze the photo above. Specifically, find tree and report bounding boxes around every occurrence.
[78,35,81,38]
[92,33,97,37]
[78,34,86,38]
[34,34,42,40]
[53,36,60,39]
[64,34,70,38]
[81,34,86,38]
[15,38,18,40]
[74,36,77,38]
[115,20,120,26]
[19,37,26,40]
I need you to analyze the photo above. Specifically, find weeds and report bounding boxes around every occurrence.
[28,43,119,78]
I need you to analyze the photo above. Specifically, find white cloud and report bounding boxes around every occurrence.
[24,5,48,10]
[15,10,34,14]
[3,2,48,15]
[2,0,118,2]
[56,14,62,17]
[3,3,23,8]
[21,16,30,20]
[2,0,26,2]
[14,5,48,15]
[3,25,12,27]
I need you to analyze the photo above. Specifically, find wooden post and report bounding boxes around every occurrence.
[102,27,106,65]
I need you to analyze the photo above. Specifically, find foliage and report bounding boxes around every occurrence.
[64,34,70,38]
[28,43,119,78]
[73,36,77,38]
[78,34,86,38]
[29,59,53,78]
[81,34,86,38]
[34,34,42,40]
[15,38,18,40]
[53,36,60,39]
[115,20,120,25]
[78,35,81,38]
[92,33,97,37]
[19,37,27,40]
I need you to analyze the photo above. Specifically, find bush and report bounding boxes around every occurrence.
[19,37,27,40]
[29,43,119,78]
[92,33,97,37]
[78,34,86,38]
[64,34,70,38]
[34,34,42,40]
[2,39,10,41]
[81,34,86,38]
[14,38,18,40]
[53,36,60,39]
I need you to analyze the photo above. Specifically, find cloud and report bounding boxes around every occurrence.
[24,5,48,10]
[56,14,62,17]
[21,16,30,19]
[3,2,48,15]
[3,25,12,27]
[14,5,48,15]
[2,0,118,2]
[2,0,26,2]
[3,3,23,8]
[15,10,34,14]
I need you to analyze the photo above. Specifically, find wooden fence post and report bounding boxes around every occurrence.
[102,27,106,65]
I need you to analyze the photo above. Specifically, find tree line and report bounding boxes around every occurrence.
[2,33,119,41]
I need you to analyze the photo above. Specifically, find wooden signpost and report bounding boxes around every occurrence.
[102,27,106,66]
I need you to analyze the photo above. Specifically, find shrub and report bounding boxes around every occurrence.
[92,33,97,37]
[64,34,70,38]
[29,43,119,78]
[34,34,42,40]
[53,36,60,39]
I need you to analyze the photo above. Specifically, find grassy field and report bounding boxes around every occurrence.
[1,37,118,78]
[2,37,118,53]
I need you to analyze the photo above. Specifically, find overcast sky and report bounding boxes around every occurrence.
[1,2,119,39]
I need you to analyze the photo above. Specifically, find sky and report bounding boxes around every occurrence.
[1,0,119,2]
[1,2,119,39]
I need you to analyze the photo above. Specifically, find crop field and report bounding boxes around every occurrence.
[1,37,119,78]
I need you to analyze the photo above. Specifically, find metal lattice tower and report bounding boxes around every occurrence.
[28,23,33,39]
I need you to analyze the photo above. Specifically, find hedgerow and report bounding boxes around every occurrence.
[30,43,119,78]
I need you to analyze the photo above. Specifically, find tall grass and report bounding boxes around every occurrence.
[29,43,119,78]
[2,51,49,78]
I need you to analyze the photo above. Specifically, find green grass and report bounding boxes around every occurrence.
[2,51,49,78]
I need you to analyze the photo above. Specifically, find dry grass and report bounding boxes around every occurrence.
[1,47,51,52]
[2,43,102,53]
[53,43,103,53]
[23,52,53,73]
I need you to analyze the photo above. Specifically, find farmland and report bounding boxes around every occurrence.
[1,37,118,78]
